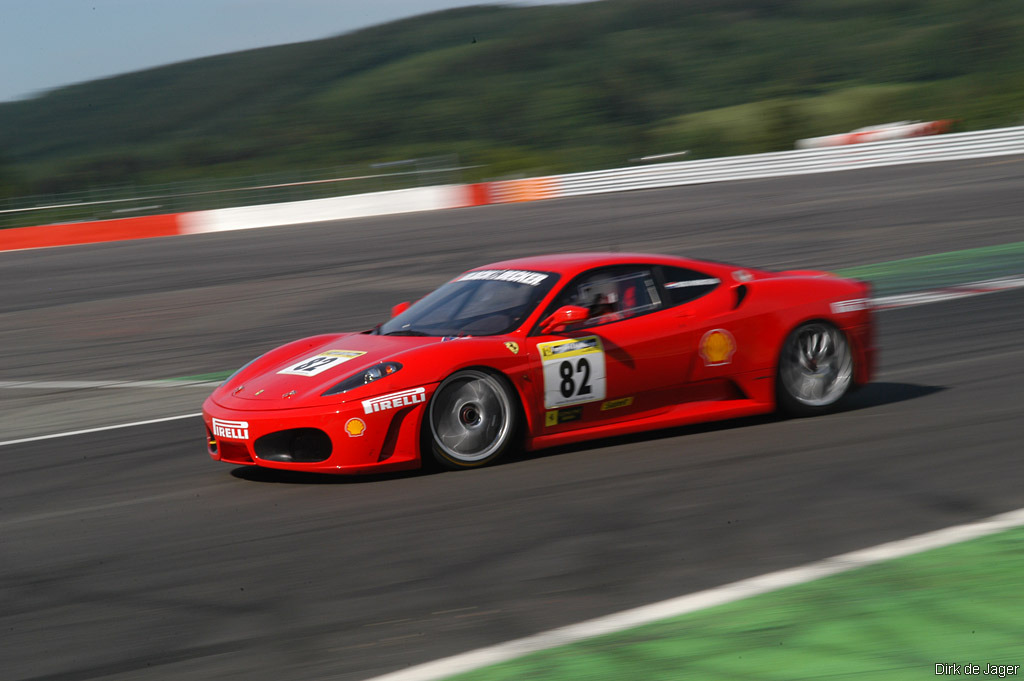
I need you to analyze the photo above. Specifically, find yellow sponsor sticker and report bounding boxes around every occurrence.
[537,335,602,360]
[545,407,584,427]
[322,350,367,359]
[699,328,736,366]
[601,396,634,411]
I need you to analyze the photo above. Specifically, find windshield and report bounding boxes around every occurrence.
[379,269,558,337]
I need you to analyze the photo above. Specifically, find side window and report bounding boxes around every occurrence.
[543,267,662,329]
[660,266,720,306]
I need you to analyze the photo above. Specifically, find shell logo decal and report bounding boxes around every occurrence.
[345,418,366,437]
[699,328,736,366]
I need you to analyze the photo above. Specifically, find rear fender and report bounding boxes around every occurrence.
[729,275,871,375]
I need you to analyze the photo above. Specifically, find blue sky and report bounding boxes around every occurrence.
[0,0,590,103]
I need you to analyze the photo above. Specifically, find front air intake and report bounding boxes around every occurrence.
[254,428,332,463]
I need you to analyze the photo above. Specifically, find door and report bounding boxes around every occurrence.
[660,264,761,397]
[527,265,693,432]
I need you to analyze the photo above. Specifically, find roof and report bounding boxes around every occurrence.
[474,252,706,277]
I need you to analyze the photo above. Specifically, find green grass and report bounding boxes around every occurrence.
[836,241,1024,294]
[448,525,1024,681]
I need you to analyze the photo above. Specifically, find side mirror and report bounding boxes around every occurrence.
[390,301,411,318]
[539,305,589,334]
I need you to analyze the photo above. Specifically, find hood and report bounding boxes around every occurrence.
[213,332,440,410]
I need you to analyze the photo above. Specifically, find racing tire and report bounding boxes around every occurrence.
[776,321,854,417]
[427,369,518,470]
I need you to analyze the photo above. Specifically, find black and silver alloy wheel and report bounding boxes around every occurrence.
[777,322,854,415]
[428,369,516,469]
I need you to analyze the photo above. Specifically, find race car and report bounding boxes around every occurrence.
[202,252,874,474]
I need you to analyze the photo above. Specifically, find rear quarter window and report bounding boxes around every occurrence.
[661,266,720,306]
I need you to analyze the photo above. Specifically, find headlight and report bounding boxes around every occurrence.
[322,362,403,396]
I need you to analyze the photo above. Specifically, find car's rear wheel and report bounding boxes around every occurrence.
[428,369,517,469]
[777,321,854,416]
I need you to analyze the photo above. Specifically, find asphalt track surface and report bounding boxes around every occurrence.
[2,156,1023,680]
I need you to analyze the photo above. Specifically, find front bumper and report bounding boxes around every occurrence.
[201,391,433,474]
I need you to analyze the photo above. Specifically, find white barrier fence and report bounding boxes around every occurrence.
[175,124,1024,233]
[6,124,1024,251]
[550,125,1024,199]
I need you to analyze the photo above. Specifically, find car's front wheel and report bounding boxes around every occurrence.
[427,369,518,469]
[777,321,854,416]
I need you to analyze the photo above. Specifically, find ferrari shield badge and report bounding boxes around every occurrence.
[504,342,519,355]
[545,407,583,427]
[700,328,736,366]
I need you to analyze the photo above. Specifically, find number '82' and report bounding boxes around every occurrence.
[558,358,592,399]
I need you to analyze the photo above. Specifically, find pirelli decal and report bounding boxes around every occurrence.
[212,418,249,440]
[362,387,426,414]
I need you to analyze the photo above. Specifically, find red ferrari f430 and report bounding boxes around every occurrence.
[202,253,874,473]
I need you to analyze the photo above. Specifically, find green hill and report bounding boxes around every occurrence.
[2,0,1023,197]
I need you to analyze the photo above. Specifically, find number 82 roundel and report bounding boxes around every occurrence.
[537,336,607,409]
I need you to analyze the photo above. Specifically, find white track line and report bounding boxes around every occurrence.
[872,275,1024,309]
[366,507,1024,681]
[0,379,220,390]
[0,413,201,448]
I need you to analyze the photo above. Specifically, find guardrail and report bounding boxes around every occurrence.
[464,125,1024,204]
[5,125,1024,252]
